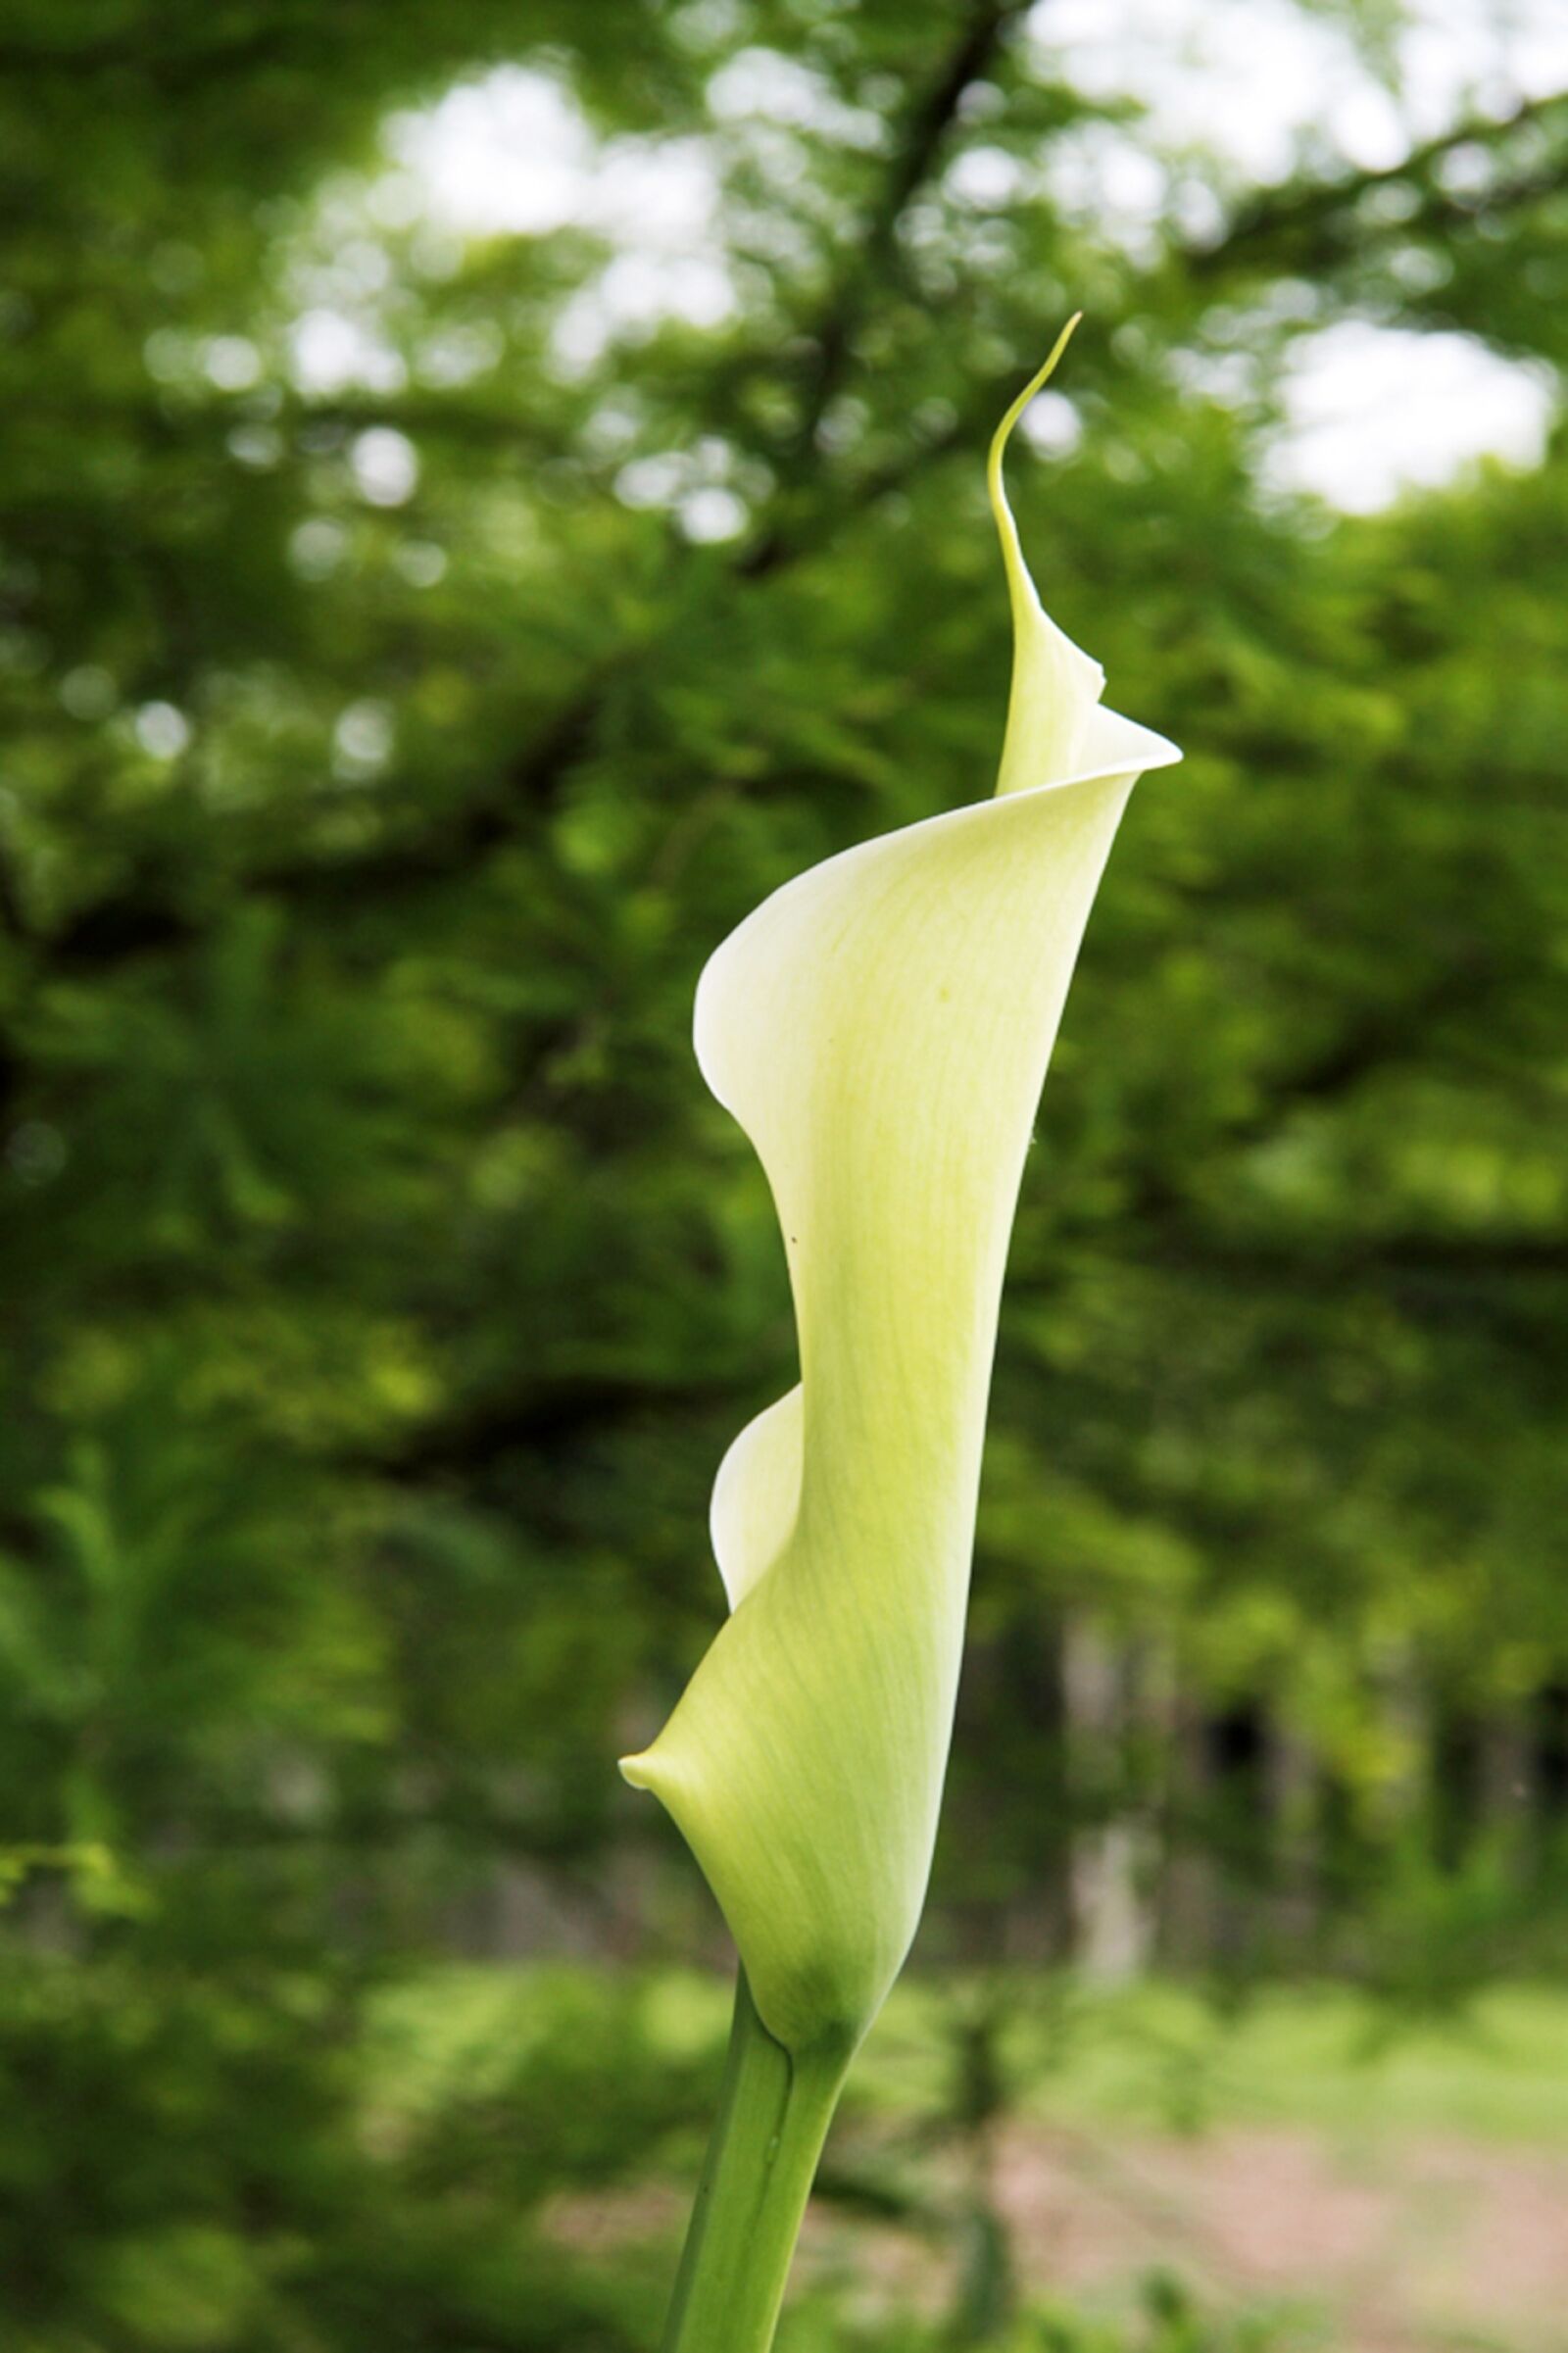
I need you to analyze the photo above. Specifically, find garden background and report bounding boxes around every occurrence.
[2,2,1566,2347]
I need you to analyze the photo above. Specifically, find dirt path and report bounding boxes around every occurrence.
[978,2120,1568,2350]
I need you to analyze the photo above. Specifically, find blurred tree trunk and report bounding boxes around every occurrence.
[1064,1620,1155,1983]
[1482,1715,1535,1844]
[1154,1678,1217,1973]
[1002,1605,1073,1963]
[1267,1719,1321,1961]
[1372,1645,1432,1838]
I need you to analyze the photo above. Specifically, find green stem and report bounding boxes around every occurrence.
[662,1969,852,2353]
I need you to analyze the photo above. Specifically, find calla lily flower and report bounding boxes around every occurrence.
[624,323,1180,2069]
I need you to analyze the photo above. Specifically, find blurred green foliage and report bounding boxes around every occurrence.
[1,0,1565,2344]
[780,2278,1300,2353]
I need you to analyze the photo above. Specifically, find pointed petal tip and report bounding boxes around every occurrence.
[1078,704,1183,781]
[988,313,1084,491]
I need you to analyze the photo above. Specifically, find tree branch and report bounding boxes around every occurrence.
[1180,89,1568,282]
[775,0,1028,472]
[30,74,1565,977]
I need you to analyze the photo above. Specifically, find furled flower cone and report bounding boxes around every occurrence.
[623,320,1181,2351]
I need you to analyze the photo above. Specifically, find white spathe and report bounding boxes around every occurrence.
[623,328,1180,2053]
